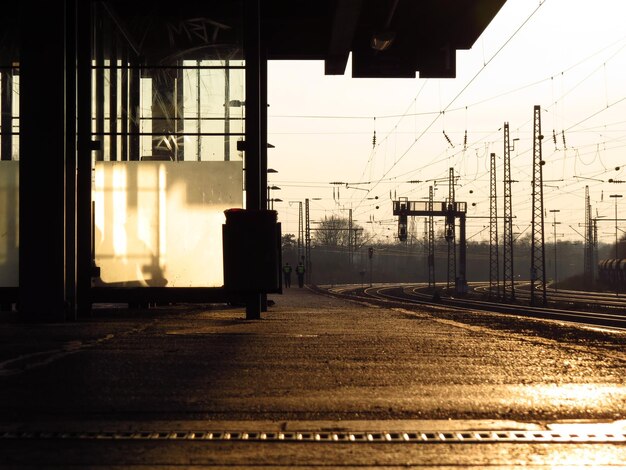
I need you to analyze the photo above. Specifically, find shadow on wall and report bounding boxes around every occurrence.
[93,161,243,288]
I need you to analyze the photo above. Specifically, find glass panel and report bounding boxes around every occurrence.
[94,161,243,287]
[92,1,245,289]
[1,7,19,286]
[180,61,245,162]
[0,161,18,286]
[0,73,19,162]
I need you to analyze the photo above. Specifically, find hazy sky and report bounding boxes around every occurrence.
[267,0,626,245]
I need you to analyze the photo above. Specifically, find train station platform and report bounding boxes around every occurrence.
[1,286,625,467]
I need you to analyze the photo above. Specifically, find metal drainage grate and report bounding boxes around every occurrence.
[1,430,625,443]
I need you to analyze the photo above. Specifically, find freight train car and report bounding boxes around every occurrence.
[598,259,626,290]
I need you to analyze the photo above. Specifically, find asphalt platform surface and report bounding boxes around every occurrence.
[0,285,625,468]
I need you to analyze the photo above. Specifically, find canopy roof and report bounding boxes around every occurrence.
[1,0,506,78]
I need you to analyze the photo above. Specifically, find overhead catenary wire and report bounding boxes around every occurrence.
[351,0,549,213]
[275,3,626,243]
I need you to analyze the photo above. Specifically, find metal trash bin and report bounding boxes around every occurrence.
[222,209,281,293]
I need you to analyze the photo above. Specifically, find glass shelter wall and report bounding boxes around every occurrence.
[0,35,19,287]
[92,3,245,288]
[0,3,247,291]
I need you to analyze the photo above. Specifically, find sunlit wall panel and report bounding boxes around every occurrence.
[94,161,242,287]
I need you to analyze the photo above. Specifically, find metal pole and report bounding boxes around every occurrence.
[244,0,262,319]
[549,209,560,292]
[609,195,622,260]
[609,194,622,296]
[554,214,557,290]
[584,186,593,286]
[348,208,353,266]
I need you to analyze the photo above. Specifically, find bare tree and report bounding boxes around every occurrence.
[313,216,361,247]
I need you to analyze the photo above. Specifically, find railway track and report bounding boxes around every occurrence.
[472,281,626,311]
[322,283,626,331]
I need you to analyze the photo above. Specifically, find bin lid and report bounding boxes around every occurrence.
[224,208,277,223]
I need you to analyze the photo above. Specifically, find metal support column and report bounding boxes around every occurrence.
[18,0,68,319]
[489,152,499,299]
[76,0,94,316]
[244,0,263,319]
[260,49,268,312]
[65,0,78,319]
[530,105,547,306]
[260,50,268,213]
[503,123,515,301]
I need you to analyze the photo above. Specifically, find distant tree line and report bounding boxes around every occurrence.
[281,216,620,287]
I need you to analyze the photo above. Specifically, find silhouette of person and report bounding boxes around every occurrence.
[283,262,292,288]
[296,261,305,288]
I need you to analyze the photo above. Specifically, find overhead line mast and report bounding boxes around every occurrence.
[298,201,304,262]
[445,168,456,292]
[503,123,515,301]
[489,152,500,299]
[305,199,311,284]
[428,186,436,292]
[530,105,547,306]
